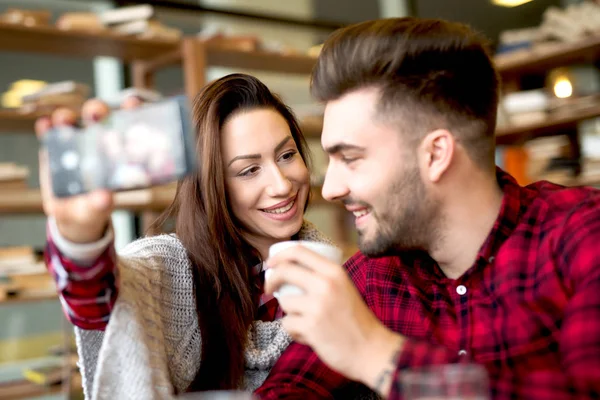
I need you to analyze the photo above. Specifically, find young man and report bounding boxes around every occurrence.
[258,17,600,399]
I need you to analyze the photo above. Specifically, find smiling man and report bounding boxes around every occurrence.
[256,17,600,399]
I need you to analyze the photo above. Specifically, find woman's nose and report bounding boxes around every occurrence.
[266,166,293,197]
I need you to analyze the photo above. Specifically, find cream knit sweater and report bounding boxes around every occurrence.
[74,221,333,400]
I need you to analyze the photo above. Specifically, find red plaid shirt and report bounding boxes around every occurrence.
[255,169,600,399]
[44,234,282,330]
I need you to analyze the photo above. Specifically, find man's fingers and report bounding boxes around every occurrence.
[281,315,309,344]
[265,262,322,296]
[277,292,313,316]
[267,245,338,275]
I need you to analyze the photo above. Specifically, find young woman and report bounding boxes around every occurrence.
[37,74,333,399]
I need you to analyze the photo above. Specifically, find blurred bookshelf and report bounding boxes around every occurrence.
[495,35,600,79]
[0,109,41,133]
[0,21,178,61]
[496,102,600,145]
[494,31,600,188]
[0,184,332,214]
[0,108,323,138]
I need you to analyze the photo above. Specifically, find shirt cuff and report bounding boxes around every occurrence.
[47,216,114,265]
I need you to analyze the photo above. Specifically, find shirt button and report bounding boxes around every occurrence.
[458,349,468,356]
[456,285,467,295]
[488,256,495,263]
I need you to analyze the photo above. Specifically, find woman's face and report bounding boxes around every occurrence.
[222,108,310,255]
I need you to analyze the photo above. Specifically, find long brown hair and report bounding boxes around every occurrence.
[152,73,311,391]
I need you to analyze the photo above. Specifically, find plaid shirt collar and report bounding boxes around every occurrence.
[476,167,527,264]
[404,167,530,282]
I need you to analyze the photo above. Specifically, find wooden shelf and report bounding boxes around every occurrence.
[0,184,333,214]
[300,115,323,138]
[0,21,317,72]
[495,35,600,78]
[0,185,175,214]
[0,109,39,133]
[0,21,179,61]
[495,103,600,144]
[0,292,57,305]
[0,110,323,136]
[205,44,317,75]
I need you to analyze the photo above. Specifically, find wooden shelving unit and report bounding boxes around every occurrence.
[0,25,328,221]
[0,21,179,61]
[205,44,317,75]
[0,184,330,214]
[0,107,323,138]
[496,103,600,145]
[300,115,323,138]
[0,109,40,133]
[493,34,600,186]
[495,35,600,78]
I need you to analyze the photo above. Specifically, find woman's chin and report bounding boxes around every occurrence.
[270,216,304,240]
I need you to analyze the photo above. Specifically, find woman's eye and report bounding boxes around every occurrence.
[280,151,297,161]
[239,166,260,177]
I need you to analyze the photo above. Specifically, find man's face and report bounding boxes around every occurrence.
[321,88,441,256]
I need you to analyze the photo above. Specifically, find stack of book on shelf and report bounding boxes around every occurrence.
[99,4,182,41]
[19,80,90,114]
[498,89,550,128]
[496,1,600,62]
[55,4,182,40]
[0,246,54,302]
[524,135,577,184]
[578,127,600,185]
[0,163,29,191]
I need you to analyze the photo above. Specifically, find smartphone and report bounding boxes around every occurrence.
[44,96,196,198]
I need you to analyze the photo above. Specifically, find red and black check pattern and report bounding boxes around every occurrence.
[45,236,284,331]
[255,169,600,399]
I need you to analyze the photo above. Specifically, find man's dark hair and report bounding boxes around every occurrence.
[311,17,500,169]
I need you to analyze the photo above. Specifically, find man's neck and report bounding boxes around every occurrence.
[429,172,504,280]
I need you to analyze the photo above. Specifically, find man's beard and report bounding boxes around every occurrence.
[357,166,442,257]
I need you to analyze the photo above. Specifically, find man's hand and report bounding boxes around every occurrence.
[265,245,405,396]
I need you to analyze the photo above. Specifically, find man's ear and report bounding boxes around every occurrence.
[419,129,455,183]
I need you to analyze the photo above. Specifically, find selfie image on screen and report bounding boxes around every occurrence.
[46,98,193,198]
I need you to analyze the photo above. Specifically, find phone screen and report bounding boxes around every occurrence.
[45,96,196,198]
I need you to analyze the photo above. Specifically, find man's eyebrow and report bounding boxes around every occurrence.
[323,143,366,155]
[274,136,292,154]
[228,153,261,167]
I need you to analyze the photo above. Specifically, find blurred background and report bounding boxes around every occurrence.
[1,0,599,398]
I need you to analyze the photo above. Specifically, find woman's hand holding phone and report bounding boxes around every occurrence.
[36,97,142,244]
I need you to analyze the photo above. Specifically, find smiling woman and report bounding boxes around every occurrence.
[223,108,311,254]
[166,74,316,390]
[39,73,336,399]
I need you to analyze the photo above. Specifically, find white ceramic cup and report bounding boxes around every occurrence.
[265,240,343,298]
